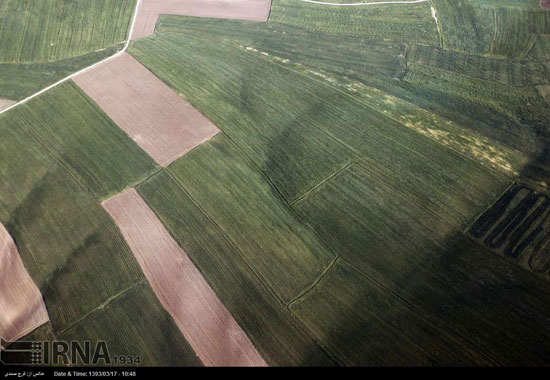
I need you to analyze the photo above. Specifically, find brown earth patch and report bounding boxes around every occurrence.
[102,189,267,367]
[73,53,219,167]
[542,0,550,10]
[132,0,272,40]
[0,99,15,113]
[0,224,49,347]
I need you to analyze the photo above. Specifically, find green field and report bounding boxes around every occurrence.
[124,0,550,365]
[2,0,550,367]
[0,84,198,365]
[0,0,134,63]
[5,82,158,198]
[0,0,136,102]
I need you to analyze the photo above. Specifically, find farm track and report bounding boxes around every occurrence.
[0,0,438,118]
[0,0,144,117]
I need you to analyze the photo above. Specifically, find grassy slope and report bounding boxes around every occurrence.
[138,168,336,366]
[6,82,158,198]
[0,0,134,63]
[2,0,549,367]
[127,0,550,365]
[0,45,121,101]
[0,87,199,365]
[0,0,136,101]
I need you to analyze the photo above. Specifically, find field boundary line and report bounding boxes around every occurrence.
[162,168,288,307]
[297,0,428,6]
[137,173,342,365]
[291,162,353,205]
[462,180,518,236]
[427,0,444,48]
[287,256,339,308]
[57,280,147,335]
[226,41,468,228]
[0,0,143,117]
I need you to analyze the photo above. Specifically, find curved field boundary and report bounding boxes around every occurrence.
[102,189,267,367]
[0,224,49,347]
[297,0,428,6]
[0,0,143,117]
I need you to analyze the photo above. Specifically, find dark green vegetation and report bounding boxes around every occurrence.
[5,82,157,198]
[0,86,198,365]
[3,0,550,367]
[0,45,121,101]
[469,184,550,280]
[432,0,550,58]
[0,0,135,101]
[0,0,134,63]
[124,0,550,365]
[138,160,336,366]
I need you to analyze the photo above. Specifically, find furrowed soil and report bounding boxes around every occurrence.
[132,0,272,40]
[102,188,267,367]
[0,224,48,346]
[73,53,219,167]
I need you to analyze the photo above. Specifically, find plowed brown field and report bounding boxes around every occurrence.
[102,189,267,367]
[0,224,49,347]
[132,0,272,40]
[73,53,219,166]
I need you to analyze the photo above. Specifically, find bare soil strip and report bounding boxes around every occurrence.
[132,0,272,40]
[0,99,15,112]
[73,53,219,167]
[102,189,267,367]
[0,224,49,347]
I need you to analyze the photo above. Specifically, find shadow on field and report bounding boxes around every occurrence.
[279,118,550,365]
[299,219,550,365]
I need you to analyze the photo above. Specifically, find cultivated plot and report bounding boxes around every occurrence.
[132,0,272,40]
[469,184,550,280]
[0,224,48,346]
[102,188,266,367]
[74,53,219,167]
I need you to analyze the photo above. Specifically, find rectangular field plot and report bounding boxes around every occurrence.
[133,0,272,40]
[165,134,336,302]
[6,82,157,198]
[74,53,219,167]
[102,188,266,367]
[468,184,550,280]
[137,171,336,366]
[0,224,49,345]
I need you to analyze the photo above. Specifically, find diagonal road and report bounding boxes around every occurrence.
[0,0,144,117]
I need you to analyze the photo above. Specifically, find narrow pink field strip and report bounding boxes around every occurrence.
[102,189,267,367]
[132,0,272,40]
[0,224,49,347]
[73,53,219,167]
